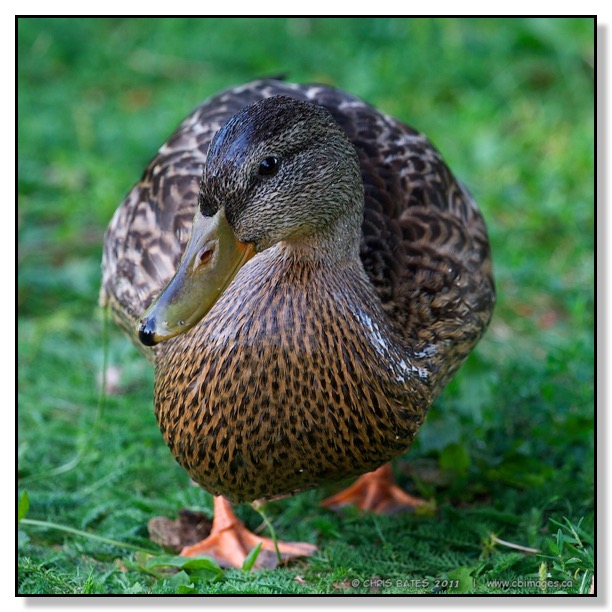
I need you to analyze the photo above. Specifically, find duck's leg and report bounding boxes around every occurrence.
[321,463,432,514]
[180,496,317,569]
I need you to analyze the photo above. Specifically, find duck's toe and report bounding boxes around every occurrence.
[179,497,317,569]
[322,463,435,515]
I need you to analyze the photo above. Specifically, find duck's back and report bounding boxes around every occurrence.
[101,79,494,384]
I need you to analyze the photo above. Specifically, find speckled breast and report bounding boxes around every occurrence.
[152,256,430,503]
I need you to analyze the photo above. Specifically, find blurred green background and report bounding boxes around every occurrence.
[18,17,594,595]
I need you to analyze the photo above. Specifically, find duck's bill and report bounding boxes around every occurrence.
[138,209,255,346]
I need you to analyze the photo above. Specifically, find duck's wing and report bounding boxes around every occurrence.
[309,87,495,387]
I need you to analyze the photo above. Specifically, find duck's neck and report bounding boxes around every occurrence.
[276,206,363,266]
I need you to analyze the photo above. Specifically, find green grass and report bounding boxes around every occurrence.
[18,17,594,595]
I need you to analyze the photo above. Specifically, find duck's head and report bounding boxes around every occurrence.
[138,95,363,346]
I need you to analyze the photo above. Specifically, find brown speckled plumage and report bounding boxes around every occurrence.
[101,79,494,504]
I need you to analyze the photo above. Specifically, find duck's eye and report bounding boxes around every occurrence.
[257,156,280,176]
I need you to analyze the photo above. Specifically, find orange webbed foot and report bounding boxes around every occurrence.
[322,464,434,515]
[179,496,317,569]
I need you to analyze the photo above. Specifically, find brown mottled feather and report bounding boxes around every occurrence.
[101,79,494,503]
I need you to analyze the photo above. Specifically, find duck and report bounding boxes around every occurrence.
[100,78,495,569]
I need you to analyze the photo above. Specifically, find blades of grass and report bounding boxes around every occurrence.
[489,534,540,554]
[19,308,111,483]
[251,502,281,565]
[18,491,30,522]
[242,542,262,571]
[20,517,159,555]
[550,516,591,547]
[578,570,592,594]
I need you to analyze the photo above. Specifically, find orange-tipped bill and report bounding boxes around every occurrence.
[138,209,255,346]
